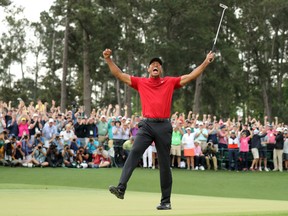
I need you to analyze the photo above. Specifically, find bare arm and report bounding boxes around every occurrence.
[180,51,214,86]
[103,49,131,85]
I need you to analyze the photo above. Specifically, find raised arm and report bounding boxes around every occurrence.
[103,49,131,85]
[180,51,214,86]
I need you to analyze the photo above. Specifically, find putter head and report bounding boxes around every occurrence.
[219,3,228,10]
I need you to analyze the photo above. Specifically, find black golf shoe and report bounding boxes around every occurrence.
[156,203,172,210]
[109,185,125,199]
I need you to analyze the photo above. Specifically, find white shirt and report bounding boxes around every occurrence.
[182,132,196,149]
[228,136,240,148]
[112,126,122,139]
[60,130,75,142]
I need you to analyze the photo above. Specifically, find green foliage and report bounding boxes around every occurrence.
[0,0,288,121]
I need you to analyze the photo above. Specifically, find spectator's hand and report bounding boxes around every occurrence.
[103,49,112,59]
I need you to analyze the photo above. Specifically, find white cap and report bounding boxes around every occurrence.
[48,118,54,123]
[100,115,106,119]
[276,127,282,132]
[33,113,39,117]
[253,129,259,135]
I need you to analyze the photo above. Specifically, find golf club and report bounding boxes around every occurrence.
[211,3,228,53]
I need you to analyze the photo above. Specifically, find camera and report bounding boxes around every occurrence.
[38,146,42,149]
[24,135,28,139]
[89,138,93,143]
[72,139,76,142]
[4,142,13,155]
[50,142,57,148]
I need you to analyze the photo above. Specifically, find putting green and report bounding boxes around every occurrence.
[1,184,288,216]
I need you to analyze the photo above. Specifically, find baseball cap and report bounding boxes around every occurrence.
[48,118,54,123]
[253,129,259,135]
[100,115,106,119]
[21,117,26,121]
[186,127,191,131]
[276,127,282,132]
[33,113,38,117]
[149,57,162,65]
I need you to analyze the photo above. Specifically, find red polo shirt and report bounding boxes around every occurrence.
[130,76,182,118]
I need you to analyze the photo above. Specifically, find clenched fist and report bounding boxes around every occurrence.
[103,49,112,59]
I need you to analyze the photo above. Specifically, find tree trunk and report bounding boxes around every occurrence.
[61,0,70,113]
[126,50,133,117]
[261,80,271,121]
[34,52,39,101]
[83,29,91,116]
[116,79,121,112]
[192,73,203,114]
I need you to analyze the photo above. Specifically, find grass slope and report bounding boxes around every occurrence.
[1,167,288,216]
[1,167,288,200]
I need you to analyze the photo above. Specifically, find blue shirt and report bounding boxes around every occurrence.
[86,140,99,154]
[42,124,57,139]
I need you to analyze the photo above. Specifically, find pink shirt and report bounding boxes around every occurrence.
[267,130,276,143]
[240,136,250,152]
[218,130,228,144]
[18,123,29,137]
[194,145,202,156]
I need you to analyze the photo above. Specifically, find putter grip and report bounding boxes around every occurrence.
[211,43,216,53]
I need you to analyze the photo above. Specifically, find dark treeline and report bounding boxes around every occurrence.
[0,0,288,122]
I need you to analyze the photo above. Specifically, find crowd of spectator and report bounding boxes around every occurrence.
[0,99,288,172]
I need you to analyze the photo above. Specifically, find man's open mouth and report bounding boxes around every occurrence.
[153,67,158,72]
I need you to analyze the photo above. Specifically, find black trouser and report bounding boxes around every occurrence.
[119,119,172,204]
[194,155,205,167]
[113,139,125,167]
[47,155,63,167]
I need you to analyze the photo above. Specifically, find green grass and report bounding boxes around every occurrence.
[1,166,288,216]
[1,166,287,200]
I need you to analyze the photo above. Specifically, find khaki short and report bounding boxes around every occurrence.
[251,148,259,159]
[108,139,113,149]
[98,135,107,144]
[171,145,181,156]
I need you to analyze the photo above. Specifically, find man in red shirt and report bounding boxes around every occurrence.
[103,48,214,210]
